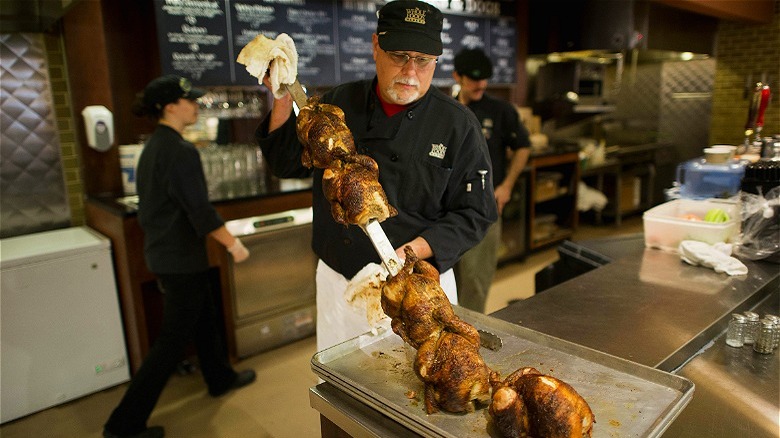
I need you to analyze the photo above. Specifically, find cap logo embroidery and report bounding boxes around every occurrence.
[405,7,426,25]
[179,77,192,93]
[429,143,446,159]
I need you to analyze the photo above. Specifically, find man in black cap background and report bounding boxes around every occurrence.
[102,75,255,438]
[257,1,497,351]
[452,48,531,313]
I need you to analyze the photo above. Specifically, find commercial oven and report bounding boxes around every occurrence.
[225,207,316,358]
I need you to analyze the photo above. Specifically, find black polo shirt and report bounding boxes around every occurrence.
[257,78,498,279]
[463,93,531,187]
[136,124,224,274]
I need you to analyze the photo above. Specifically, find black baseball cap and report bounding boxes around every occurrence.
[142,75,205,110]
[454,48,493,80]
[377,1,443,56]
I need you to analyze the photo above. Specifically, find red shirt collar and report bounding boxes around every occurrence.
[375,83,407,117]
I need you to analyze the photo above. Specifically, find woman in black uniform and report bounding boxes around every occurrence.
[103,75,255,438]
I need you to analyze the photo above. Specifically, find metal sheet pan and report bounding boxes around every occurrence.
[311,307,694,438]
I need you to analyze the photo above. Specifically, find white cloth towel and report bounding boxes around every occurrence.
[577,181,608,212]
[344,262,390,328]
[678,240,748,276]
[236,33,298,99]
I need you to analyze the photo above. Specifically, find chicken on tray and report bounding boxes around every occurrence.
[382,246,595,434]
[489,367,595,438]
[382,246,493,414]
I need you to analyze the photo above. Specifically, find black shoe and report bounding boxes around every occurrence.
[103,426,164,438]
[210,369,256,397]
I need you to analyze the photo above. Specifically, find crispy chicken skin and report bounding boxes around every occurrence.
[297,96,355,168]
[295,96,396,226]
[381,247,480,349]
[490,386,530,438]
[489,367,595,438]
[415,331,492,414]
[322,155,397,226]
[381,247,492,414]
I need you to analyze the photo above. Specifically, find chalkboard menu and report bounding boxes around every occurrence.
[154,0,517,88]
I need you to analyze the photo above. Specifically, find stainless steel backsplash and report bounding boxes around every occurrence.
[0,33,70,238]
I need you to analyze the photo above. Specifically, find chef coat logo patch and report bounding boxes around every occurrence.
[405,8,426,24]
[429,143,447,159]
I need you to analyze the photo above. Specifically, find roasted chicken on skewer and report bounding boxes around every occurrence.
[382,246,492,414]
[297,96,397,227]
[297,96,356,169]
[240,34,396,229]
[322,155,398,226]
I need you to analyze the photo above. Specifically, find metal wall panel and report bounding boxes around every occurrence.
[659,59,716,161]
[0,33,70,238]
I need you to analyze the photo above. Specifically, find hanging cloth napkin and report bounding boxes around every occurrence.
[678,240,748,276]
[237,33,298,99]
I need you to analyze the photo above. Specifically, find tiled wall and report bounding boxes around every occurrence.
[710,1,780,146]
[44,32,85,227]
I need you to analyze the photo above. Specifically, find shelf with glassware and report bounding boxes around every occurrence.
[527,151,580,251]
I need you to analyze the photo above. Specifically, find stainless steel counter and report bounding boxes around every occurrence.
[662,291,778,438]
[490,237,778,372]
[310,236,780,437]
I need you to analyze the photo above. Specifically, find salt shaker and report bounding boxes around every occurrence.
[725,313,747,347]
[764,314,780,350]
[753,319,776,354]
[743,311,760,344]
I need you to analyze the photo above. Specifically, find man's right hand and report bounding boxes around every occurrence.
[228,238,250,263]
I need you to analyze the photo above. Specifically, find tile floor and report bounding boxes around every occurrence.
[0,217,643,438]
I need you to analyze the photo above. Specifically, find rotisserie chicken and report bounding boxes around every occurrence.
[415,331,493,414]
[381,246,483,349]
[489,367,595,438]
[322,155,398,226]
[296,96,355,169]
[381,246,492,414]
[296,96,397,227]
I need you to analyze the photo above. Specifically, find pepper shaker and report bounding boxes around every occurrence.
[764,314,780,350]
[743,311,760,344]
[753,319,776,354]
[725,313,747,348]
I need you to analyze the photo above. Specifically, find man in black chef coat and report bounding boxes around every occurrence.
[256,1,497,351]
[452,48,531,313]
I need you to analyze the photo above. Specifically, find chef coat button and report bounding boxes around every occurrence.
[406,111,414,119]
[343,238,351,245]
[390,154,398,161]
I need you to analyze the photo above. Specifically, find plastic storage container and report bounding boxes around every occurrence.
[676,158,746,199]
[643,198,740,252]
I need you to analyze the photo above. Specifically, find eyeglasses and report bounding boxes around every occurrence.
[383,50,437,70]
